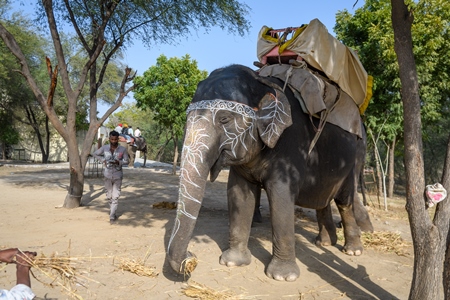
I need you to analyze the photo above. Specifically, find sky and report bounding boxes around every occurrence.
[10,1,364,116]
[121,1,363,75]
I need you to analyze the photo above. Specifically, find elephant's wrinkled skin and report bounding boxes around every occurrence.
[167,64,373,282]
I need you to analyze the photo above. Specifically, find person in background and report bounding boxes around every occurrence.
[0,248,37,300]
[134,127,141,138]
[121,124,132,144]
[127,125,134,137]
[93,130,129,224]
[114,123,123,134]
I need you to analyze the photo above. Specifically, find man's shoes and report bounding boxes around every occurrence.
[110,215,117,225]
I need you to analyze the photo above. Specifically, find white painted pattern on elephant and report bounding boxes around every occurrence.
[169,98,284,252]
[186,99,256,121]
[168,114,210,252]
[181,114,211,177]
[187,100,257,158]
[258,92,291,146]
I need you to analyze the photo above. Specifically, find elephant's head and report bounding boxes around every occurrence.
[167,65,293,274]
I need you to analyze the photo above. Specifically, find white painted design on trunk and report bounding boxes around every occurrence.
[168,114,210,252]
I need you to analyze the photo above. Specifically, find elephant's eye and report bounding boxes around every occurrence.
[219,116,231,124]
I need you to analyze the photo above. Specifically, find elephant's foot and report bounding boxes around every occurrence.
[219,248,251,267]
[342,240,363,256]
[315,230,337,247]
[265,257,300,282]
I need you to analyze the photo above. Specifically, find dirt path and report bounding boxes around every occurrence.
[0,162,413,299]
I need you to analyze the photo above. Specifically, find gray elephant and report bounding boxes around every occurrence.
[119,136,147,167]
[167,64,373,282]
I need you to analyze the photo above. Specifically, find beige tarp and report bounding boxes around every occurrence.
[257,18,369,106]
[259,64,363,138]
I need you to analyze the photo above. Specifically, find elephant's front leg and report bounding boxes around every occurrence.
[265,186,300,281]
[219,169,257,267]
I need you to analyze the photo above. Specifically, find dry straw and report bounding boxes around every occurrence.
[24,249,104,300]
[182,256,198,277]
[115,246,159,278]
[337,230,411,256]
[182,280,256,300]
[361,231,411,256]
[115,257,159,277]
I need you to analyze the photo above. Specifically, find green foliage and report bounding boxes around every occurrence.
[0,110,20,145]
[42,0,250,50]
[335,0,450,180]
[335,0,450,135]
[107,102,147,129]
[133,54,208,143]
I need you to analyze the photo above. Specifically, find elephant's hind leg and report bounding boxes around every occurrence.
[335,202,363,256]
[315,203,338,247]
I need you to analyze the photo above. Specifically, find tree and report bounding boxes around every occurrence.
[0,110,19,159]
[133,54,208,174]
[390,0,450,299]
[335,0,450,198]
[0,0,250,208]
[0,10,54,163]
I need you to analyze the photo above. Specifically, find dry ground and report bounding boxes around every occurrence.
[0,161,413,300]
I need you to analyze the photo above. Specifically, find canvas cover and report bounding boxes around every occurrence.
[258,64,363,138]
[257,18,369,107]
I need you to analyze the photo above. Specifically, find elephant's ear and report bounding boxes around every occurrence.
[256,90,293,148]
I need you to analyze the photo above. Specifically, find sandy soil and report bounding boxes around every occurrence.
[0,161,413,300]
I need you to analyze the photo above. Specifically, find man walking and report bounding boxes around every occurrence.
[93,130,129,224]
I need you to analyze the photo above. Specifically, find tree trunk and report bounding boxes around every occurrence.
[1,141,6,160]
[360,169,368,206]
[374,145,382,207]
[439,134,450,299]
[445,234,450,297]
[44,115,50,163]
[23,104,49,163]
[387,137,396,197]
[391,1,450,299]
[63,141,84,208]
[172,135,179,175]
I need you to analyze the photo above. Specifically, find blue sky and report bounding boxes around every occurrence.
[116,1,363,116]
[10,1,363,115]
[122,1,363,76]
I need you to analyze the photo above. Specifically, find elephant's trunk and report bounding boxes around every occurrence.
[167,113,217,274]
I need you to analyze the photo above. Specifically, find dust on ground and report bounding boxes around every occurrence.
[0,161,413,300]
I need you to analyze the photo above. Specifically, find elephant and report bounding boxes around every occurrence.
[118,136,147,167]
[167,64,373,282]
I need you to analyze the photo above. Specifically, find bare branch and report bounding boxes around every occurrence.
[97,67,135,125]
[47,67,58,108]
